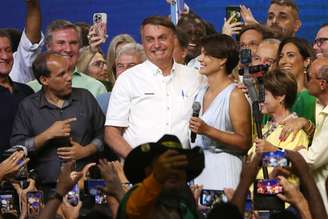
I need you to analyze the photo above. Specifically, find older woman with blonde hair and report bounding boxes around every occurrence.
[106,34,135,81]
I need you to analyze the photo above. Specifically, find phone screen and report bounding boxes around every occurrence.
[200,189,227,207]
[93,12,107,42]
[0,194,17,215]
[262,150,289,167]
[85,179,107,205]
[256,179,283,195]
[27,191,43,218]
[226,6,241,23]
[67,184,79,206]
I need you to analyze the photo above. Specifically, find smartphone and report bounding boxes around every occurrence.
[253,179,284,210]
[67,184,79,206]
[84,179,107,205]
[262,150,289,167]
[226,6,241,24]
[256,179,283,195]
[170,0,184,25]
[27,191,43,218]
[200,189,227,207]
[0,193,18,215]
[93,12,107,42]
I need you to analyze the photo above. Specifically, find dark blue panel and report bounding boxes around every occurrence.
[1,0,328,52]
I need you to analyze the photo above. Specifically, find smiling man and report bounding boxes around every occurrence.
[105,16,204,158]
[27,20,107,97]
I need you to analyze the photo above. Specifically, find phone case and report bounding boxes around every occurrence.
[226,6,241,23]
[93,13,107,41]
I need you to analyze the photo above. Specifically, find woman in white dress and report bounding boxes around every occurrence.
[189,34,252,190]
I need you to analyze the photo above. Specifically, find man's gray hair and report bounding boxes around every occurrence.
[115,43,146,63]
[261,38,281,47]
[45,19,82,46]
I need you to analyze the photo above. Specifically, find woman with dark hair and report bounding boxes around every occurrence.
[189,34,252,190]
[277,37,316,124]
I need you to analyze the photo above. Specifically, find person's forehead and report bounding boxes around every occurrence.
[257,43,278,56]
[0,36,11,47]
[52,28,79,40]
[117,53,138,63]
[268,3,295,14]
[311,58,328,72]
[240,29,263,42]
[142,24,173,36]
[317,26,328,38]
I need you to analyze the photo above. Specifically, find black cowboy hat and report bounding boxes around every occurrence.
[124,134,205,184]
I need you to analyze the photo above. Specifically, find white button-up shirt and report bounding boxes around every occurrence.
[299,104,328,213]
[105,60,204,148]
[9,30,44,83]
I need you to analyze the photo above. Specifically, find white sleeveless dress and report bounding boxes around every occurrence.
[193,83,243,190]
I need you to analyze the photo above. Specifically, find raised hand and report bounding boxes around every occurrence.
[222,13,243,36]
[153,150,188,184]
[0,151,29,180]
[98,159,125,201]
[240,5,258,25]
[56,161,83,196]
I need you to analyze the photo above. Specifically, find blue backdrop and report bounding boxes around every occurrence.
[1,0,328,51]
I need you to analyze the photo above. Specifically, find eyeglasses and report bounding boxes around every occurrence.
[313,38,328,47]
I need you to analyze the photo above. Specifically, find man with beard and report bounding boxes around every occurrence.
[266,0,301,37]
[242,0,301,38]
[117,134,204,219]
[313,23,328,58]
[10,52,105,198]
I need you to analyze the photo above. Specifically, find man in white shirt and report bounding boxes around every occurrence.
[298,57,328,212]
[105,16,203,158]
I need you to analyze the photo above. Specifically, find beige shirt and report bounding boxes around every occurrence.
[299,104,328,212]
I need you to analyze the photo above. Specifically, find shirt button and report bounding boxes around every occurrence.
[166,123,169,126]
[167,107,170,110]
[166,93,169,96]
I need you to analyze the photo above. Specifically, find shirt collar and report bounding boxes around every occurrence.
[320,105,328,115]
[73,67,81,76]
[144,59,177,77]
[39,89,79,109]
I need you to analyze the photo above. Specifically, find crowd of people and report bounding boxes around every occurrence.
[1,0,328,218]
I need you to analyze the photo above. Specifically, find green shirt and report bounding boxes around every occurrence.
[262,90,316,124]
[27,69,107,97]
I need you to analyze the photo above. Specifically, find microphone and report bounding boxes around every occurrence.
[191,101,201,143]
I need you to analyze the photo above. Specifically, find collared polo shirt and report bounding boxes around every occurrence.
[27,69,107,97]
[105,60,204,148]
[0,79,33,155]
[10,88,105,183]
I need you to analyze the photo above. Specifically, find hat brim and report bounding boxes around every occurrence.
[124,143,204,184]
